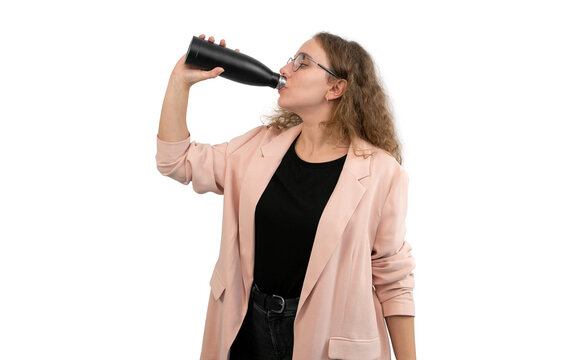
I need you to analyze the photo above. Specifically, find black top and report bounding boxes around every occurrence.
[253,133,347,298]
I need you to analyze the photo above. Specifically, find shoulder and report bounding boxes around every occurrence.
[352,137,408,198]
[353,137,405,175]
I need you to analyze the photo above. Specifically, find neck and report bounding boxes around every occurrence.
[296,122,348,156]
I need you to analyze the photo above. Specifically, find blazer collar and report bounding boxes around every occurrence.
[260,122,372,180]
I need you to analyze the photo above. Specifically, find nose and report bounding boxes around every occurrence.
[280,61,293,78]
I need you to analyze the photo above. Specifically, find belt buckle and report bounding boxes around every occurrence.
[270,294,285,313]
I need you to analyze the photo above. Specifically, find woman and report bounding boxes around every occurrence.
[156,32,416,360]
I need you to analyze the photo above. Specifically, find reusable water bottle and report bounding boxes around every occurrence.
[185,36,287,89]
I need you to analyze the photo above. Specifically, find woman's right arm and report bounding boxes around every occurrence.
[156,35,250,194]
[157,34,240,142]
[157,75,191,142]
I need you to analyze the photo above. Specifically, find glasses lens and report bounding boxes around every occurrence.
[294,54,305,71]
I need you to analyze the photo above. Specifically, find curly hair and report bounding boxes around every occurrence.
[261,31,404,165]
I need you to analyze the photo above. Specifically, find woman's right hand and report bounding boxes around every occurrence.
[171,34,240,89]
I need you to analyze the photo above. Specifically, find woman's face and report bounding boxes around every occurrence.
[277,38,333,114]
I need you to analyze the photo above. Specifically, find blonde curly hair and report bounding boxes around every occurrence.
[261,31,404,165]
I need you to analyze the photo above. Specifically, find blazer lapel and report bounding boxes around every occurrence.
[238,122,372,316]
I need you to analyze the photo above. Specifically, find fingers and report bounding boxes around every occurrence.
[205,67,224,79]
[198,34,239,52]
[199,34,218,45]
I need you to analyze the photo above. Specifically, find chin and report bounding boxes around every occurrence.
[277,98,290,111]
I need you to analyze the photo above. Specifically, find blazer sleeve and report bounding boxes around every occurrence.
[371,166,416,317]
[155,124,266,195]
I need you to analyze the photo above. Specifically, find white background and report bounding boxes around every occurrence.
[1,0,584,359]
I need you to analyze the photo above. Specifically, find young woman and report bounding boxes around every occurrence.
[156,32,416,360]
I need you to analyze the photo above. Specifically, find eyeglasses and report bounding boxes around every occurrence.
[286,53,340,78]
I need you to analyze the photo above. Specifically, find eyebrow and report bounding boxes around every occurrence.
[295,51,312,59]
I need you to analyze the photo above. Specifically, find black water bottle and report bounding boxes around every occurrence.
[185,36,286,89]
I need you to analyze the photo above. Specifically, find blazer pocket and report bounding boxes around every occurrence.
[209,267,226,301]
[328,336,381,360]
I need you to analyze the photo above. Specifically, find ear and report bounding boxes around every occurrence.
[328,79,348,100]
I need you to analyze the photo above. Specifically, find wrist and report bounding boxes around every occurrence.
[169,73,191,91]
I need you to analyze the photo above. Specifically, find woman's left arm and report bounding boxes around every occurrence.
[385,315,416,360]
[371,166,417,359]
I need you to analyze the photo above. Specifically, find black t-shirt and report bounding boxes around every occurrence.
[253,133,347,298]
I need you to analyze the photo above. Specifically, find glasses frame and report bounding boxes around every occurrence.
[287,53,340,78]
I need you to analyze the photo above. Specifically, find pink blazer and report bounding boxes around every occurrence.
[155,122,415,360]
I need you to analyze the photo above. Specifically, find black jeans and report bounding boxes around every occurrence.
[229,283,298,360]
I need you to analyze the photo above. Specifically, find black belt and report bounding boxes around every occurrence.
[252,282,299,314]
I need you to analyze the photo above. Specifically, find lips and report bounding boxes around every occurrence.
[278,86,287,92]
